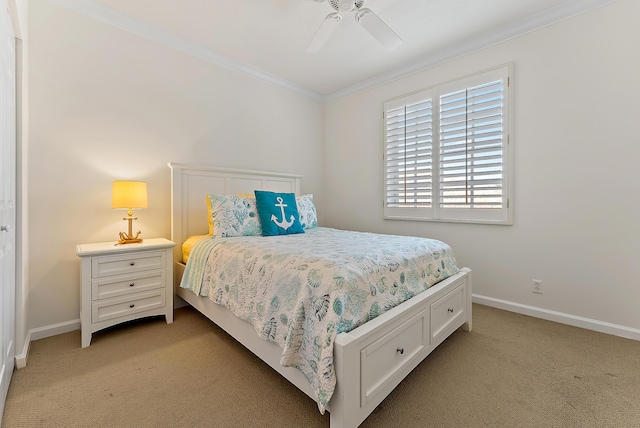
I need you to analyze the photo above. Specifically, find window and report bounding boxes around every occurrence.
[384,65,512,224]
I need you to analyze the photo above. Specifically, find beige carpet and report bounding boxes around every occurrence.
[3,304,640,428]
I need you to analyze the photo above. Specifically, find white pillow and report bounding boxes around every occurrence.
[296,194,317,229]
[208,194,262,238]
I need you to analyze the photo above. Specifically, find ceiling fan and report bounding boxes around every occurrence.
[307,0,403,53]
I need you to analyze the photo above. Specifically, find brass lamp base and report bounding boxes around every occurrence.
[118,211,143,245]
[118,234,143,245]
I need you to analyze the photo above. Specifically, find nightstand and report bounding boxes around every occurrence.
[76,238,176,348]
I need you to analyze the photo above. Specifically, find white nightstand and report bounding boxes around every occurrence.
[76,238,176,348]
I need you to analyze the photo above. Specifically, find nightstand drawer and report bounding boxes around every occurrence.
[92,289,165,323]
[431,284,465,343]
[91,270,165,301]
[91,251,165,278]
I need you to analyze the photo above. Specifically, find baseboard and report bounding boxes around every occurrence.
[473,294,640,341]
[14,331,31,369]
[14,319,81,368]
[29,318,80,341]
[14,297,639,369]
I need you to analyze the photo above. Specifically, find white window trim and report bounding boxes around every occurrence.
[383,63,513,225]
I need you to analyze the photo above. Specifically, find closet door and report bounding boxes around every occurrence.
[0,0,16,418]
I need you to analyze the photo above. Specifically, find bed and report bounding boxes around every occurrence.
[169,163,472,428]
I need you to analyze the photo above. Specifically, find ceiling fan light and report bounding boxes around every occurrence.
[337,0,355,12]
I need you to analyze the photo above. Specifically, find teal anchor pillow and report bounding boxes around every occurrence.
[254,191,305,236]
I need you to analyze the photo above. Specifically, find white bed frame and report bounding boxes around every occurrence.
[169,163,472,428]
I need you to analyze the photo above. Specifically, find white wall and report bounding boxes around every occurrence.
[27,0,324,332]
[24,0,640,341]
[324,0,640,336]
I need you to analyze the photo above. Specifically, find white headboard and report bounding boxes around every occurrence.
[168,162,302,265]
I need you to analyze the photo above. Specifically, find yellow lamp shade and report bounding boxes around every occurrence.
[112,181,148,209]
[112,180,148,244]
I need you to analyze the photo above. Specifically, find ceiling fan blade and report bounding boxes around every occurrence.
[355,8,402,50]
[306,12,341,53]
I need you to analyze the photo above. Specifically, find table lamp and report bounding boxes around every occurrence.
[112,180,148,244]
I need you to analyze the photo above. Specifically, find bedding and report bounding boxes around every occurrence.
[180,226,459,413]
[181,234,209,263]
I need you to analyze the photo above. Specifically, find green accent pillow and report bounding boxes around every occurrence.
[254,191,305,236]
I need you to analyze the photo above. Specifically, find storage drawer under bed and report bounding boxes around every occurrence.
[360,309,429,406]
[358,280,467,408]
[430,283,466,345]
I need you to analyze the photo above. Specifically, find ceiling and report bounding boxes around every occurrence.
[54,0,615,101]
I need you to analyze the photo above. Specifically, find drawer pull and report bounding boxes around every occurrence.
[129,283,135,287]
[129,304,135,308]
[447,308,454,313]
[396,347,404,355]
[129,262,135,266]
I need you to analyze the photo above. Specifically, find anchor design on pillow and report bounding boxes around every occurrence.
[271,196,295,230]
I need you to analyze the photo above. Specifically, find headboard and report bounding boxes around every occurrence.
[168,162,302,269]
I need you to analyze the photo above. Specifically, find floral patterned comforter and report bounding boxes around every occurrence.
[180,227,459,413]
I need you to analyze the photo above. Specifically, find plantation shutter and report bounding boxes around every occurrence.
[439,78,504,209]
[384,89,434,218]
[383,65,511,224]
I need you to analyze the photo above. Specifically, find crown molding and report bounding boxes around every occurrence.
[49,0,618,105]
[324,0,620,103]
[47,0,325,102]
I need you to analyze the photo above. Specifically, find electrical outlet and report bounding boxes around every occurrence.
[532,279,543,294]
